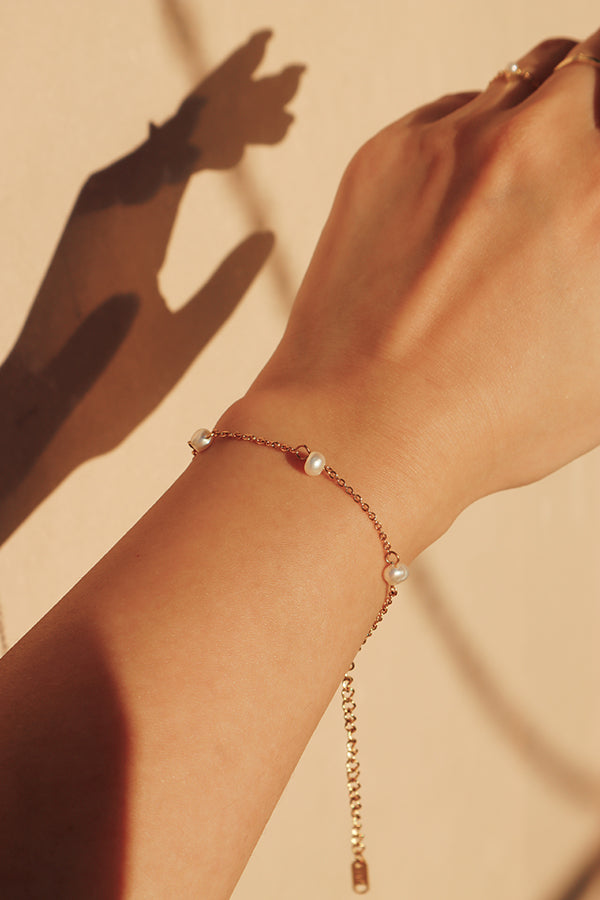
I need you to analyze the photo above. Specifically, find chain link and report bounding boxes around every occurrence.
[193,428,405,893]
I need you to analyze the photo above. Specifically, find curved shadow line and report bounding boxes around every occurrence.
[544,836,600,900]
[410,558,600,806]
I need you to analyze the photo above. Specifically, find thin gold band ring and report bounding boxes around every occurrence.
[555,52,600,72]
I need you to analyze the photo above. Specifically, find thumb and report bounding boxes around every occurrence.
[173,230,275,362]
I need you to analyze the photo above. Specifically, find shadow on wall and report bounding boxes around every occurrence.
[0,615,129,898]
[410,560,600,900]
[410,560,600,805]
[547,842,600,900]
[0,30,305,546]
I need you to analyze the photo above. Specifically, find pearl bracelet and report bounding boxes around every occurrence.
[189,427,409,894]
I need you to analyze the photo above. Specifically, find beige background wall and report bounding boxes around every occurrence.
[2,2,600,898]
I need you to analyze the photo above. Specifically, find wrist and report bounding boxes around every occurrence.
[216,378,472,561]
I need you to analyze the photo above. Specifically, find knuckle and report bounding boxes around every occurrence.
[418,118,461,158]
[475,110,543,180]
[341,139,378,191]
[486,115,530,159]
[342,130,400,188]
[535,36,577,53]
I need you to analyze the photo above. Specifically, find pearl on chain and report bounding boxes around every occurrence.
[304,450,326,476]
[383,563,409,585]
[189,428,213,452]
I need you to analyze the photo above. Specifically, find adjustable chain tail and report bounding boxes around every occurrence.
[342,663,369,893]
[188,428,409,894]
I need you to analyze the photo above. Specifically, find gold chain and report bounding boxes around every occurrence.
[190,428,406,893]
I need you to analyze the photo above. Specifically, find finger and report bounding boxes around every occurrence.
[547,26,600,127]
[248,65,306,144]
[234,30,273,78]
[198,31,273,96]
[174,232,274,365]
[256,64,306,108]
[403,91,481,126]
[474,37,578,112]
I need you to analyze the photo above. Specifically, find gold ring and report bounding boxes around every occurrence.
[492,62,539,88]
[555,52,600,72]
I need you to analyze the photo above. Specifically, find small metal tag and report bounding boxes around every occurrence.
[352,859,369,893]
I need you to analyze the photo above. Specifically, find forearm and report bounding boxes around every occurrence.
[0,390,446,899]
[4,26,599,898]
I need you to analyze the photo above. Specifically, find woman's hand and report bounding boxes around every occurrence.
[242,29,600,541]
[6,30,600,900]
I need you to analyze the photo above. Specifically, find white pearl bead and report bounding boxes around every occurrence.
[189,428,213,452]
[383,563,409,585]
[304,450,326,476]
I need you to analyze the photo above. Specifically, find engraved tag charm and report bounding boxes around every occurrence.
[352,859,369,893]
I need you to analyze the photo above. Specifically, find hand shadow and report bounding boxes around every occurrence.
[0,31,305,546]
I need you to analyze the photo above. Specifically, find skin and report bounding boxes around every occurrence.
[2,27,600,900]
